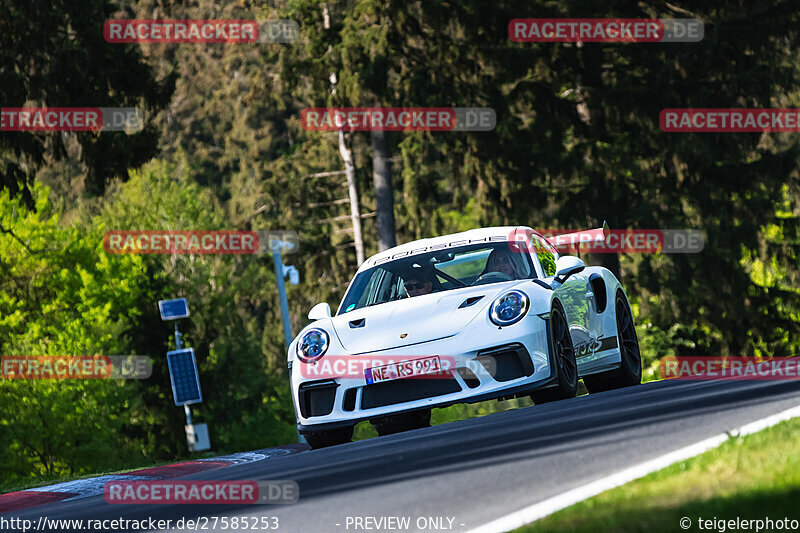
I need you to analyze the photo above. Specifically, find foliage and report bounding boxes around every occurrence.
[0,0,173,204]
[0,184,151,478]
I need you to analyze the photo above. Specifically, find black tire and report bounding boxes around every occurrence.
[530,300,578,404]
[372,409,431,436]
[584,291,642,393]
[303,426,354,449]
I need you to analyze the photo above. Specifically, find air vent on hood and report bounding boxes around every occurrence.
[458,296,484,309]
[349,318,366,328]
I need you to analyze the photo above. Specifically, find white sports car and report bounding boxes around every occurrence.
[289,225,642,448]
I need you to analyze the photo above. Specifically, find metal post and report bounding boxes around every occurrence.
[271,242,304,444]
[272,244,294,347]
[174,321,182,350]
[174,322,193,429]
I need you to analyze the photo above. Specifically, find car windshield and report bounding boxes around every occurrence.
[338,242,534,314]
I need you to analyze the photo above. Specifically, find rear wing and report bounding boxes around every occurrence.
[509,222,610,257]
[548,220,611,257]
[548,221,610,252]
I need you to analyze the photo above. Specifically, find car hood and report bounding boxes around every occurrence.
[329,281,527,354]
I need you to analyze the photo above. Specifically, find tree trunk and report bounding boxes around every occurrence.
[371,129,396,251]
[339,130,365,265]
[580,45,620,279]
[325,4,364,266]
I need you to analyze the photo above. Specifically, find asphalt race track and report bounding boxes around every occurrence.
[7,376,800,533]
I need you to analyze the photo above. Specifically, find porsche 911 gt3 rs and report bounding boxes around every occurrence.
[288,225,642,448]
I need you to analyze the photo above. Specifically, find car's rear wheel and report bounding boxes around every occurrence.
[531,300,578,404]
[372,409,431,436]
[584,291,642,393]
[303,426,354,449]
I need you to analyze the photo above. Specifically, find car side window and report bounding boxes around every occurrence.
[531,234,557,277]
[356,268,390,307]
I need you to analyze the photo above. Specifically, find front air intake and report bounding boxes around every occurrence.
[476,343,534,382]
[298,380,338,418]
[458,296,485,309]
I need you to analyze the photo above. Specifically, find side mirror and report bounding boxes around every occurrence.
[554,256,585,283]
[308,302,332,320]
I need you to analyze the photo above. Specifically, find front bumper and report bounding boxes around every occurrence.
[291,317,555,432]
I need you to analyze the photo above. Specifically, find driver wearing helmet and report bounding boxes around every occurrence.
[483,248,518,279]
[401,263,440,297]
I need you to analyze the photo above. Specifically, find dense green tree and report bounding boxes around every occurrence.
[0,0,174,206]
[0,183,153,478]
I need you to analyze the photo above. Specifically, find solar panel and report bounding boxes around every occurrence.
[159,298,189,320]
[166,348,202,405]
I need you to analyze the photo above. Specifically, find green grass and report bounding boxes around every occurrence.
[516,417,800,533]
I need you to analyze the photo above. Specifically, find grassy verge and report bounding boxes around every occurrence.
[516,416,800,533]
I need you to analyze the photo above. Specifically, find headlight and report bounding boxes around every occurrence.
[489,290,529,326]
[296,328,330,362]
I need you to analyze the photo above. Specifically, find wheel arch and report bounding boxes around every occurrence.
[583,266,624,318]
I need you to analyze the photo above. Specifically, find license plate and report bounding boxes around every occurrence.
[365,356,441,384]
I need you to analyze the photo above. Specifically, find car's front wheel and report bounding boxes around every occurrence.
[583,291,642,393]
[531,300,578,404]
[303,426,354,449]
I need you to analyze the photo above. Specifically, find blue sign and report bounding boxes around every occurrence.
[159,298,189,320]
[166,348,202,406]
